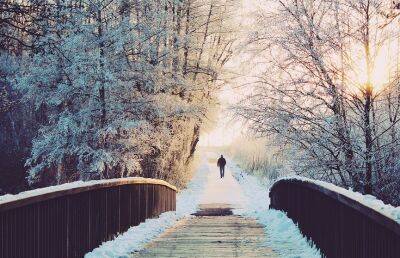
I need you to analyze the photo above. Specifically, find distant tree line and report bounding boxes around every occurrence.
[0,0,236,192]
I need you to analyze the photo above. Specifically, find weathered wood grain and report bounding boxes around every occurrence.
[131,204,276,258]
[0,177,177,212]
[0,179,177,258]
[270,178,400,258]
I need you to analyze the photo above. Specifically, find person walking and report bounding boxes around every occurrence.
[217,155,227,178]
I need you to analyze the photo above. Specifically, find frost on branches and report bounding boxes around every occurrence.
[234,0,400,206]
[1,0,237,189]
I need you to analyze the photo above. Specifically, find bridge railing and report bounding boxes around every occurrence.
[269,178,400,258]
[0,177,177,258]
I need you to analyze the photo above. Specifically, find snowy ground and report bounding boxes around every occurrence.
[86,151,320,258]
[198,156,246,208]
[227,160,321,257]
[85,153,211,258]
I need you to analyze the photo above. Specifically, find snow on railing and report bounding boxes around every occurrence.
[0,177,177,211]
[270,177,400,258]
[0,177,177,258]
[276,176,400,224]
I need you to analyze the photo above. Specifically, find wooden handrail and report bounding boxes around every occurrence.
[0,177,177,212]
[270,178,400,258]
[0,177,177,258]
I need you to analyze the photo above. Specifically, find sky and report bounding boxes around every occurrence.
[199,0,400,148]
[198,0,260,147]
[197,90,245,147]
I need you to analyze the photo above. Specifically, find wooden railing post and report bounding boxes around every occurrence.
[0,178,177,258]
[270,179,400,258]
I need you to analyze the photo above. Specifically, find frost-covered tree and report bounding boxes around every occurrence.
[1,0,237,189]
[234,0,400,205]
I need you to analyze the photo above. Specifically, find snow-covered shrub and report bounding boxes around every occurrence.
[228,137,288,180]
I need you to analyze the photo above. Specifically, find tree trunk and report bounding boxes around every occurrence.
[183,0,190,76]
[193,4,213,81]
[97,9,106,126]
[364,85,373,194]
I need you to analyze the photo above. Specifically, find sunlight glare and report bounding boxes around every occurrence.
[348,36,399,94]
[355,50,392,93]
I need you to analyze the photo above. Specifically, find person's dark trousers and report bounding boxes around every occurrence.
[220,166,225,178]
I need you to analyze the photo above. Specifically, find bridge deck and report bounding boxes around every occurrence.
[131,204,276,257]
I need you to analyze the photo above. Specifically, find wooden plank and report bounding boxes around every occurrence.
[140,185,148,223]
[120,185,132,232]
[106,187,120,241]
[147,185,155,218]
[0,181,177,258]
[89,189,107,250]
[0,178,176,212]
[131,205,276,258]
[68,192,91,258]
[270,179,400,258]
[131,184,141,226]
[0,212,3,258]
[271,179,400,235]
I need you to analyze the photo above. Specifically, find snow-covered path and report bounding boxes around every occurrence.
[198,156,246,209]
[131,154,276,257]
[86,151,321,258]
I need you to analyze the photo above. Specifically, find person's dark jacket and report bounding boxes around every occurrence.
[217,157,226,167]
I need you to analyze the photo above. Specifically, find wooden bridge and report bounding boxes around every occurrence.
[0,178,176,258]
[132,203,276,257]
[1,177,400,258]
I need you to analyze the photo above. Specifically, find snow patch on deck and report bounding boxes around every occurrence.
[85,154,211,258]
[86,152,322,257]
[228,161,322,258]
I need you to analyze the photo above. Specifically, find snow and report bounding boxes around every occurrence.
[276,176,400,224]
[85,154,211,258]
[198,160,246,208]
[0,180,95,205]
[227,160,322,258]
[86,152,321,257]
[0,177,175,206]
[4,150,397,257]
[13,0,232,185]
[0,151,324,257]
